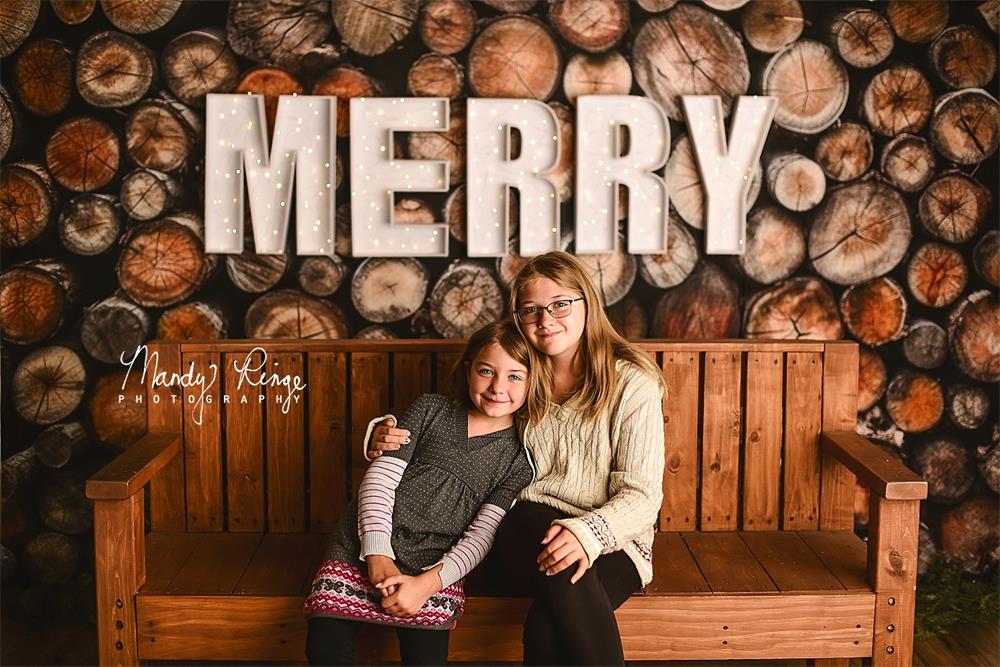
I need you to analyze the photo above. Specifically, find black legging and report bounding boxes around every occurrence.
[306,616,450,666]
[486,501,641,666]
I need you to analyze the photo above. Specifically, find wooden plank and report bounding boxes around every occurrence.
[393,352,432,412]
[137,595,308,661]
[866,496,920,593]
[682,532,776,592]
[141,532,201,594]
[741,351,783,530]
[617,593,873,660]
[224,350,264,532]
[308,351,348,532]
[645,532,711,594]
[660,351,700,530]
[177,339,828,354]
[799,531,870,591]
[182,350,223,532]
[86,432,181,500]
[820,342,859,530]
[782,351,823,530]
[164,533,262,595]
[435,350,462,396]
[266,351,306,532]
[700,351,741,531]
[740,531,844,592]
[821,431,927,500]
[350,352,389,496]
[146,341,185,531]
[872,590,916,667]
[94,495,144,666]
[236,533,326,596]
[136,592,874,662]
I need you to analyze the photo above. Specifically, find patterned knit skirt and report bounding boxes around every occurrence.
[303,559,465,630]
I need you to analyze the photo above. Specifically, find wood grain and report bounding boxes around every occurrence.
[265,351,305,532]
[741,351,783,530]
[307,351,347,532]
[700,351,741,531]
[224,350,264,532]
[146,341,186,531]
[820,342,859,530]
[182,350,223,531]
[782,351,823,530]
[660,351,700,530]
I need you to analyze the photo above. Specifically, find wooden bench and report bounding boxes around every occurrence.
[86,339,926,666]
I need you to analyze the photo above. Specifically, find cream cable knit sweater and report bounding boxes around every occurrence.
[363,360,665,587]
[521,360,665,587]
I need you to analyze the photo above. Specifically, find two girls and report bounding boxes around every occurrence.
[369,251,666,666]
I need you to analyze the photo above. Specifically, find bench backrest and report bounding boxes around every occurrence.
[142,340,858,534]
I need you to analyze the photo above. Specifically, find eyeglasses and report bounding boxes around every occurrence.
[515,298,585,324]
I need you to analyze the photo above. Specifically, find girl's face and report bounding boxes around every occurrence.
[516,277,586,361]
[467,343,529,419]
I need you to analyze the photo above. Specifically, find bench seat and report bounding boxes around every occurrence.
[136,530,875,662]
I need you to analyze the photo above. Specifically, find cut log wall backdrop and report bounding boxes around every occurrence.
[1,0,997,631]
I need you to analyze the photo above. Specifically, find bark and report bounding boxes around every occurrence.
[418,0,476,55]
[444,185,466,244]
[332,0,417,57]
[827,8,893,69]
[226,235,290,294]
[840,277,907,347]
[13,39,73,116]
[37,472,91,535]
[862,64,933,136]
[51,0,95,25]
[124,97,202,173]
[117,213,213,307]
[226,0,330,71]
[744,276,842,340]
[885,370,944,433]
[0,260,74,345]
[351,257,430,323]
[119,168,181,222]
[607,296,648,339]
[548,0,630,53]
[973,230,1000,287]
[75,30,156,108]
[764,153,826,212]
[0,162,58,247]
[407,54,464,100]
[887,0,949,44]
[11,345,86,426]
[653,262,740,339]
[763,39,848,134]
[34,422,88,470]
[633,4,749,120]
[57,194,121,256]
[918,171,992,244]
[637,215,699,289]
[881,133,935,193]
[573,236,637,307]
[100,0,181,34]
[80,293,152,365]
[156,301,229,340]
[355,325,397,340]
[907,242,968,308]
[808,179,911,285]
[814,121,873,182]
[914,437,976,505]
[948,290,1000,382]
[903,319,949,369]
[0,0,40,58]
[244,289,350,339]
[430,262,504,339]
[739,205,805,284]
[946,383,991,430]
[939,495,999,575]
[45,117,121,193]
[741,0,803,54]
[1,448,38,502]
[929,89,1000,165]
[468,16,561,100]
[930,25,998,89]
[297,256,348,298]
[857,346,887,412]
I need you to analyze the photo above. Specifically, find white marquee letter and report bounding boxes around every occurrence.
[683,95,776,255]
[575,96,669,255]
[205,94,336,256]
[350,98,449,257]
[466,99,559,257]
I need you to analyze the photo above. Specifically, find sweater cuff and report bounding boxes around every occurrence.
[552,516,605,569]
[359,531,395,560]
[362,414,396,462]
[431,558,461,590]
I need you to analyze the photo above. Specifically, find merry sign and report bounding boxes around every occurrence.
[204,94,776,258]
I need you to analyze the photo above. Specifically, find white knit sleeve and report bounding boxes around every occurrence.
[357,456,408,559]
[553,370,665,567]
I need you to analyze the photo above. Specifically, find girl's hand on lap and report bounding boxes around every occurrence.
[365,555,401,596]
[369,418,410,458]
[537,525,589,584]
[377,569,442,617]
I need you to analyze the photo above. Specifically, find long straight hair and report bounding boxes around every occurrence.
[509,251,662,424]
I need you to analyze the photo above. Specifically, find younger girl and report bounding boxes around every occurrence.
[304,321,537,666]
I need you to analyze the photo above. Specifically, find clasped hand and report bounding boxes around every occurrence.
[367,555,442,617]
[537,524,589,584]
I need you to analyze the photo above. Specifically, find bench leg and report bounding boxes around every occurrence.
[94,495,145,666]
[867,496,919,667]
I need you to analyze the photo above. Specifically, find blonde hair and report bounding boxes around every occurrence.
[449,320,541,422]
[509,251,661,423]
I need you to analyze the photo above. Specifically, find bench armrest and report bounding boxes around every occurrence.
[86,431,182,500]
[820,430,927,500]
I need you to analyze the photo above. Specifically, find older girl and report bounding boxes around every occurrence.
[306,321,536,666]
[369,251,665,666]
